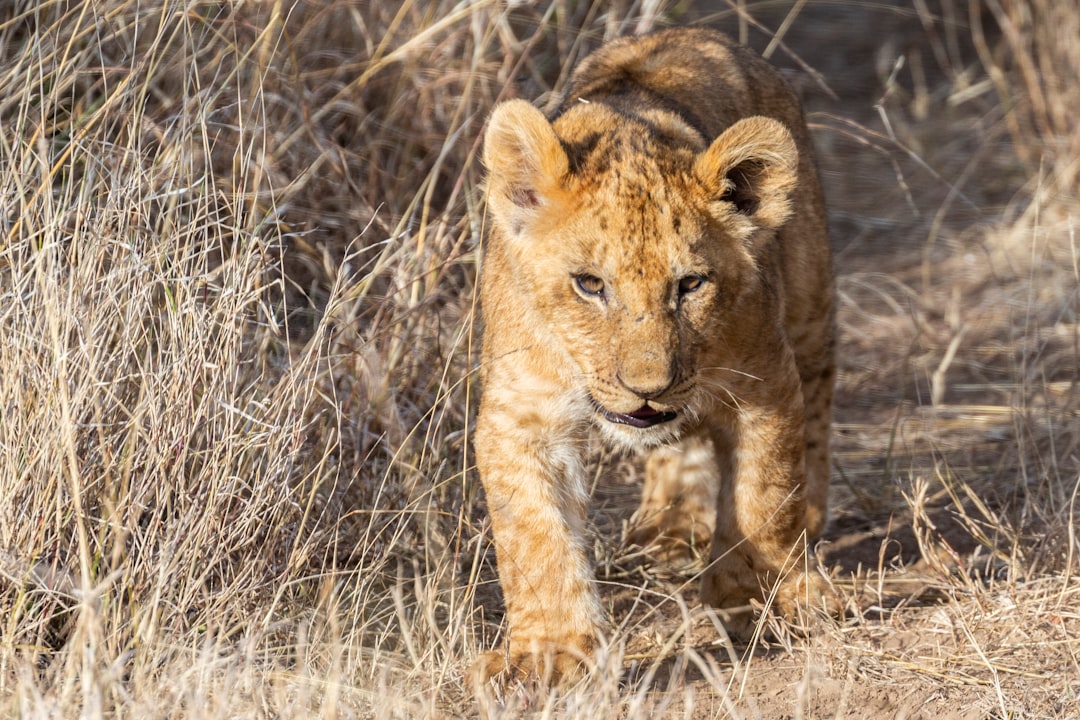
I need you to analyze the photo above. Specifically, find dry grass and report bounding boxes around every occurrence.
[0,0,1076,717]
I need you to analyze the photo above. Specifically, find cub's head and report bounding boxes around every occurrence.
[482,99,798,447]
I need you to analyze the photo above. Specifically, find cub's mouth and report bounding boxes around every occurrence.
[593,400,677,429]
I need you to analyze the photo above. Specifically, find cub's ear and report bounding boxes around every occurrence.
[482,99,569,237]
[694,116,799,231]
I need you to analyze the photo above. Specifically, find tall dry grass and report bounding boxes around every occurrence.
[0,0,1076,717]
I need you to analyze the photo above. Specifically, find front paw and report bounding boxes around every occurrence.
[701,554,838,639]
[773,567,839,622]
[470,635,595,691]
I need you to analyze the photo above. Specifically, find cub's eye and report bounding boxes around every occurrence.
[678,275,706,296]
[574,273,605,298]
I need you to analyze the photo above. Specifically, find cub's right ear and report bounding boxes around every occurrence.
[482,99,569,237]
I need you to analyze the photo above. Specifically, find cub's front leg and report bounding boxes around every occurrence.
[472,387,602,686]
[700,350,831,635]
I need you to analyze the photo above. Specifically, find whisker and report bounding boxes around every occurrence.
[696,378,746,413]
[697,365,764,383]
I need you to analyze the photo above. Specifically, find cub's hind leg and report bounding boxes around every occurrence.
[800,356,834,538]
[793,304,835,539]
[788,258,835,539]
[627,432,717,568]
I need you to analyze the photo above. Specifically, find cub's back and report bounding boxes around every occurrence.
[554,29,803,145]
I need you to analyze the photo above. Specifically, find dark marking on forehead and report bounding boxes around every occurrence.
[552,109,703,180]
[561,132,602,175]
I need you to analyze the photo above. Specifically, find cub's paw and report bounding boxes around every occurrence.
[702,555,839,640]
[770,569,842,634]
[470,636,595,693]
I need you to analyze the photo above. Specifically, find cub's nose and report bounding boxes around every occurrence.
[616,369,676,400]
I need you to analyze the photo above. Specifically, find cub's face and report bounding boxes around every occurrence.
[482,100,798,447]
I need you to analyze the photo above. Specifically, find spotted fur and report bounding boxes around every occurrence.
[474,28,835,686]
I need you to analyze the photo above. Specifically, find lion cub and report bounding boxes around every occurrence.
[474,28,835,684]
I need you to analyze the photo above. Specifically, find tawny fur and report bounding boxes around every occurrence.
[474,28,835,686]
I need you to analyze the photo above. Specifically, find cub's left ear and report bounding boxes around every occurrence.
[694,116,799,231]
